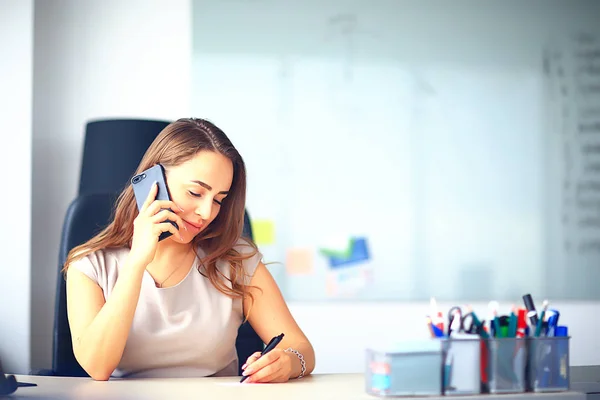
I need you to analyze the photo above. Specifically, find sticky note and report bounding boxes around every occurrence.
[285,248,314,275]
[251,219,275,245]
[318,237,354,258]
[325,274,338,296]
[319,237,370,269]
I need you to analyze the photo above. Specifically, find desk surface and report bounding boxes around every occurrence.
[10,373,586,400]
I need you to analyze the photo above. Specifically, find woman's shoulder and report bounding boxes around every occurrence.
[69,247,130,279]
[78,246,129,265]
[229,237,262,282]
[231,236,259,256]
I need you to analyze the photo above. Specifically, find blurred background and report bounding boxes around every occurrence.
[1,0,599,376]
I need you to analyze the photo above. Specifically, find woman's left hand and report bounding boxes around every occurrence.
[241,349,293,383]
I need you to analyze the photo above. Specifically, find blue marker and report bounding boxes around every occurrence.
[546,310,560,336]
[555,326,568,337]
[432,324,445,338]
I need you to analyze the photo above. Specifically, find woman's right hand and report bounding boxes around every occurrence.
[129,182,186,267]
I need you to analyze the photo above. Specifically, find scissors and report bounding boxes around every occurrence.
[447,306,485,336]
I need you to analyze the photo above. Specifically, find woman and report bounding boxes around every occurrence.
[64,118,315,382]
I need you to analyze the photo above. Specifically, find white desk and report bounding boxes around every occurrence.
[9,373,586,400]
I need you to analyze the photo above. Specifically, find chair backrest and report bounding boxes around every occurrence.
[53,194,116,376]
[78,119,170,196]
[52,193,263,377]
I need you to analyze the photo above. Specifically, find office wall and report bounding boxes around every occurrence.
[192,0,600,303]
[190,0,600,372]
[31,0,191,370]
[0,0,33,374]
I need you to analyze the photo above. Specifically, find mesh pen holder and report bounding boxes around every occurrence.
[526,336,570,392]
[482,337,527,394]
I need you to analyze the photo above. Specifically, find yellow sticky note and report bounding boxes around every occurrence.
[285,248,314,275]
[251,219,276,245]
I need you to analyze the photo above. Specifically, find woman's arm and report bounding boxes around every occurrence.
[67,184,187,380]
[66,257,146,381]
[242,262,316,382]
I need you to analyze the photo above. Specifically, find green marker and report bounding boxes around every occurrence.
[508,306,518,338]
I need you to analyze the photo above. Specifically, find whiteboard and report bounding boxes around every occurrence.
[191,0,600,301]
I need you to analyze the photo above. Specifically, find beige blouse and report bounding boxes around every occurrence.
[71,238,261,378]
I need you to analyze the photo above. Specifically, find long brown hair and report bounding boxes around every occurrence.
[63,118,258,301]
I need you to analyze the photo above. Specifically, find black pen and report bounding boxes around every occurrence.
[240,333,285,383]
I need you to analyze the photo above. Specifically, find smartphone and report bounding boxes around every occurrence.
[131,164,178,241]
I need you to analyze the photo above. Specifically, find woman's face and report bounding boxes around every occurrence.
[164,150,233,243]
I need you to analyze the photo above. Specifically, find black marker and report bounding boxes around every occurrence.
[240,333,285,383]
[522,293,538,326]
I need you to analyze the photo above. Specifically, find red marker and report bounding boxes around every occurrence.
[435,311,444,332]
[516,308,527,338]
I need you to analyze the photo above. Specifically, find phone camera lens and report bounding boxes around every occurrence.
[133,176,141,184]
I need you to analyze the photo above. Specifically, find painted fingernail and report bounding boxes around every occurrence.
[241,363,247,370]
[243,369,252,376]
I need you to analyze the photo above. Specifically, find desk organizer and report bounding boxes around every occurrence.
[365,336,570,398]
[483,338,527,394]
[526,336,570,392]
[442,336,482,396]
[365,340,444,397]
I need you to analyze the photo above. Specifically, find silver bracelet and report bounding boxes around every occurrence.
[284,347,306,379]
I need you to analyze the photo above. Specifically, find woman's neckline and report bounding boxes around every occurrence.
[145,246,205,290]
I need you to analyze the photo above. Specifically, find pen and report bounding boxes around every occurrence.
[523,293,538,327]
[432,324,445,338]
[516,308,527,338]
[426,316,445,338]
[426,316,435,337]
[430,297,444,331]
[546,309,560,336]
[508,306,518,338]
[488,301,500,337]
[240,333,285,383]
[534,300,548,337]
[466,306,490,339]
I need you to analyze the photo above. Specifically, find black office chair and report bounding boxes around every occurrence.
[78,119,171,196]
[43,193,263,377]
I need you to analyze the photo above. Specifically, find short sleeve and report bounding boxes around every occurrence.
[68,249,114,294]
[233,238,263,286]
[69,254,99,284]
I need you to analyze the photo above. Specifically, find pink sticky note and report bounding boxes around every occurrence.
[285,248,314,275]
[326,276,337,296]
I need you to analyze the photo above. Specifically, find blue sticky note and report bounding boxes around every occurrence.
[321,237,370,269]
